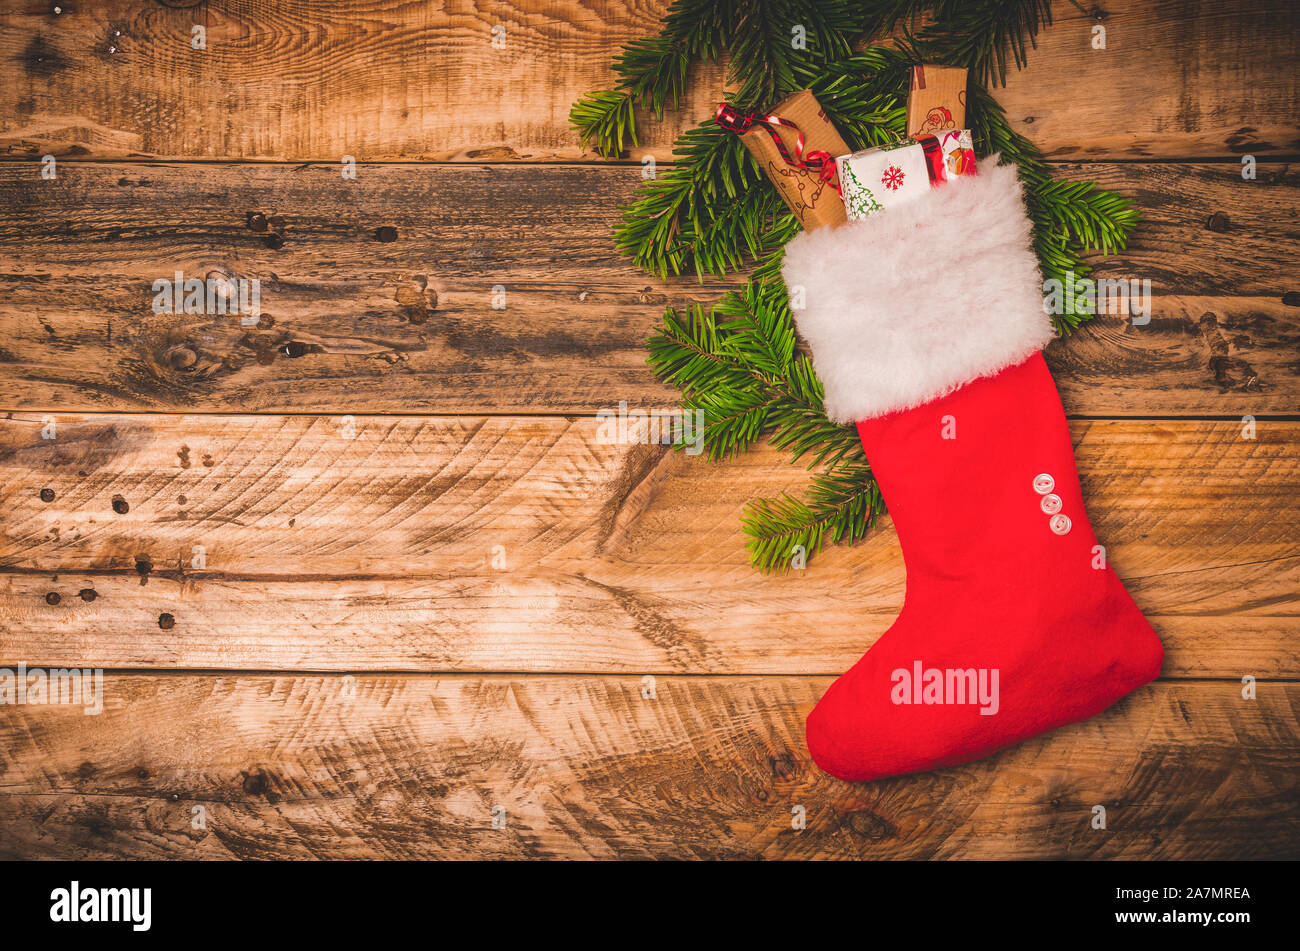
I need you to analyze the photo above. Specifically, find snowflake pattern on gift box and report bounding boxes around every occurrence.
[881,165,905,191]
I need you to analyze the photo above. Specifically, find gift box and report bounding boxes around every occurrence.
[716,89,850,230]
[906,65,968,139]
[918,129,978,184]
[836,140,931,221]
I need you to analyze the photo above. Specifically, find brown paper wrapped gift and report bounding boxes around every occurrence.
[730,89,849,230]
[906,65,968,139]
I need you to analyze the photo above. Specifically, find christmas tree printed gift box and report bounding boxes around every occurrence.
[836,140,930,221]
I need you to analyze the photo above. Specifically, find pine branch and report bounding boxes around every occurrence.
[727,0,860,107]
[645,301,756,400]
[614,122,796,279]
[728,0,799,108]
[569,0,734,158]
[570,90,638,159]
[743,462,882,573]
[854,0,928,42]
[901,0,1055,88]
[797,46,912,149]
[584,1,1146,569]
[965,81,1139,331]
[1032,180,1139,257]
[648,280,884,569]
[614,38,691,122]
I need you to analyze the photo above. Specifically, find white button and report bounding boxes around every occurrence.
[1049,514,1072,535]
[1033,473,1055,495]
[1040,493,1062,515]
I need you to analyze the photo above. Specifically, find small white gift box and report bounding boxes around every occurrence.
[920,129,978,184]
[835,140,931,221]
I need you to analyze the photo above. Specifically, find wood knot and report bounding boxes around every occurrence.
[166,346,198,371]
[767,753,798,781]
[395,277,438,324]
[844,809,891,841]
[45,591,61,605]
[241,769,278,802]
[79,588,97,601]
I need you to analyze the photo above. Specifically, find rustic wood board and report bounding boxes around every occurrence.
[0,0,1295,162]
[0,162,1296,414]
[1,0,1296,863]
[1,414,1294,675]
[0,676,1293,860]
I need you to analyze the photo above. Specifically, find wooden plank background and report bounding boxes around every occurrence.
[0,0,1297,860]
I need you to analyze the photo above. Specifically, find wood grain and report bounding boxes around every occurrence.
[0,675,1294,860]
[0,0,1296,864]
[0,0,1295,162]
[1,414,1294,675]
[0,161,1296,414]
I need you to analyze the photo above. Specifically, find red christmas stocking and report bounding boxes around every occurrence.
[781,157,1164,782]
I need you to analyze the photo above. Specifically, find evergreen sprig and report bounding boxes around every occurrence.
[964,81,1139,331]
[904,0,1055,87]
[570,90,639,158]
[574,1,1141,570]
[571,0,867,159]
[744,462,882,572]
[649,281,879,571]
[569,0,735,159]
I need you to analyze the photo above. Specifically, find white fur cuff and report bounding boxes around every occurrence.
[781,156,1053,423]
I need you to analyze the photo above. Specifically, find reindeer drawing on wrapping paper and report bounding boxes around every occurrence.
[767,159,827,220]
